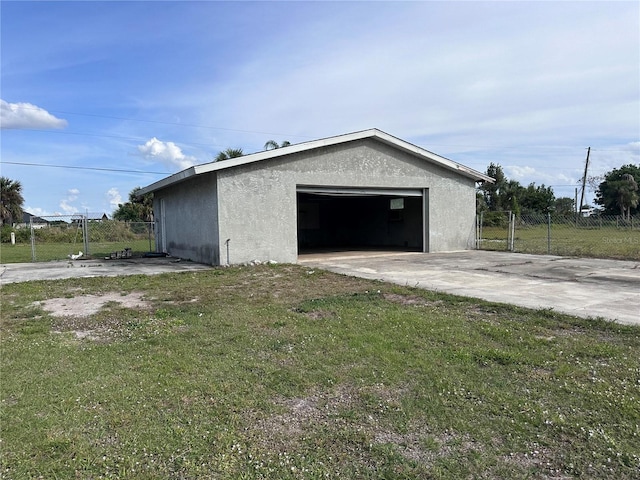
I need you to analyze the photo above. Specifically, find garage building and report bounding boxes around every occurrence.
[138,129,492,265]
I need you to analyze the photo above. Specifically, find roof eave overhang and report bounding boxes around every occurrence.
[138,128,494,195]
[366,130,494,183]
[137,166,199,196]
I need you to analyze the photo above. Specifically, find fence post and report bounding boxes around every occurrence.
[479,211,483,249]
[30,217,36,262]
[547,213,551,255]
[507,211,511,251]
[83,216,89,256]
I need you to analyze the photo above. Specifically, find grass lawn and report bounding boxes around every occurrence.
[0,239,154,264]
[1,265,639,479]
[480,225,640,260]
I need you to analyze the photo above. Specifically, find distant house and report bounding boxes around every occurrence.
[71,213,109,224]
[88,213,109,222]
[19,212,49,229]
[139,128,493,265]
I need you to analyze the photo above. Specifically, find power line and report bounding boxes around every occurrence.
[14,105,315,139]
[0,161,170,175]
[13,128,638,162]
[9,128,230,150]
[11,106,639,152]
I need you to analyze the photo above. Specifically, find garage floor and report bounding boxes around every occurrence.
[298,250,640,326]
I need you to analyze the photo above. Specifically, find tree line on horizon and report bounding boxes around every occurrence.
[1,156,638,228]
[477,163,640,220]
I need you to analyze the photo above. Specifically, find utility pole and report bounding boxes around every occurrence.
[579,147,590,213]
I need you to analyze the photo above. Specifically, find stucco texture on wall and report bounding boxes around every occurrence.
[154,172,220,264]
[216,138,477,264]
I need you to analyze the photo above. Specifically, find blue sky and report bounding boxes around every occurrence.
[1,1,638,217]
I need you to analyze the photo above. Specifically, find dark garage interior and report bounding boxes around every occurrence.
[297,191,424,253]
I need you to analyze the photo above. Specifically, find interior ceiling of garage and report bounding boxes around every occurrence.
[297,186,423,197]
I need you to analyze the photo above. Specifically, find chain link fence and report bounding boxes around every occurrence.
[4,210,639,263]
[1,214,155,263]
[477,211,640,260]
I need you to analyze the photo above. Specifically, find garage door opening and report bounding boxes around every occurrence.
[297,187,426,254]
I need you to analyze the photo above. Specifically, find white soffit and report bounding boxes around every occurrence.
[297,186,424,197]
[138,128,494,196]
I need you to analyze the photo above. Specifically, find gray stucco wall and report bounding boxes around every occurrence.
[154,172,220,264]
[216,139,477,265]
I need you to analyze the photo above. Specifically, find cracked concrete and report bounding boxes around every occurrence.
[0,257,212,284]
[298,250,640,325]
[2,251,637,325]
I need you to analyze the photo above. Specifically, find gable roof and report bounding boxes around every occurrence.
[139,128,494,195]
[22,211,48,224]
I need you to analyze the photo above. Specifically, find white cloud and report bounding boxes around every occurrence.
[0,99,68,129]
[137,137,196,171]
[506,166,537,181]
[503,164,580,200]
[107,188,122,209]
[622,141,640,156]
[185,2,638,155]
[24,207,50,217]
[57,188,81,214]
[59,199,76,214]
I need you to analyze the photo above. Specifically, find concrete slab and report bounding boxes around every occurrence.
[298,250,640,326]
[3,251,638,326]
[0,257,213,285]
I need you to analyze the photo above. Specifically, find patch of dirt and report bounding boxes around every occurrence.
[33,292,154,343]
[71,329,102,341]
[464,305,505,324]
[34,292,150,318]
[247,384,478,468]
[256,386,359,441]
[300,309,338,321]
[382,293,442,307]
[500,446,571,479]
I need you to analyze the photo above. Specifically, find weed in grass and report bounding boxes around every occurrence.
[1,264,639,479]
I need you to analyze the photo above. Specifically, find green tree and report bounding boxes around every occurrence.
[477,163,557,215]
[554,197,575,216]
[503,180,524,215]
[112,187,153,222]
[617,174,639,220]
[0,177,25,226]
[479,163,507,211]
[264,140,291,150]
[519,183,555,214]
[595,165,640,218]
[214,148,244,162]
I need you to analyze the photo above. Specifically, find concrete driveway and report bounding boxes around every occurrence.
[2,251,638,326]
[298,250,640,326]
[0,257,212,284]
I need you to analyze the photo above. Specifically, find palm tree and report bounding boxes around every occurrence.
[264,140,291,151]
[616,173,639,221]
[113,187,154,222]
[0,177,25,226]
[215,148,244,162]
